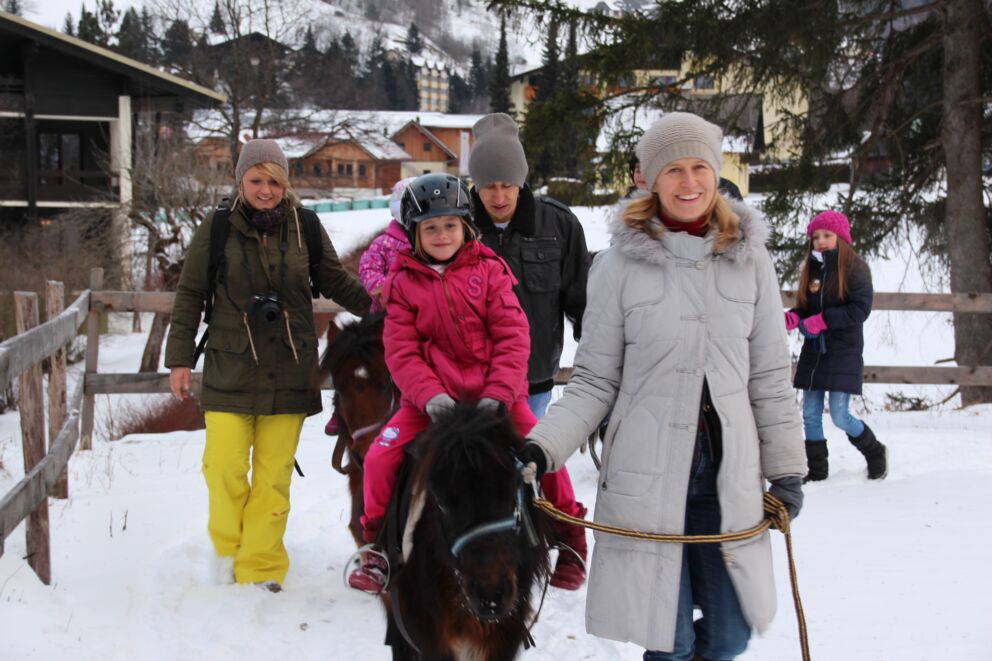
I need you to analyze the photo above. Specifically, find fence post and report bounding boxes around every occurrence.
[80,268,103,451]
[14,291,51,585]
[46,281,69,499]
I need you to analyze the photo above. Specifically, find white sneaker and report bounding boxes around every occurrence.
[209,555,235,585]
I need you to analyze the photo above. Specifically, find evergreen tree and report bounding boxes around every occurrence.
[469,45,488,99]
[405,22,423,54]
[488,14,512,114]
[161,18,194,73]
[116,7,151,62]
[139,8,158,64]
[448,71,474,112]
[2,1,22,16]
[76,5,105,46]
[494,0,992,403]
[535,17,559,104]
[208,1,226,35]
[62,12,75,36]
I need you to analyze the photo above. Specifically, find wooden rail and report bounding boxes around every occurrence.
[0,290,88,391]
[0,378,83,557]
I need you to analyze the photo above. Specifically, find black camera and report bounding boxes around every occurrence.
[246,292,284,323]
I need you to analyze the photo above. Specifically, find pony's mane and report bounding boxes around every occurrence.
[413,404,522,488]
[324,312,386,375]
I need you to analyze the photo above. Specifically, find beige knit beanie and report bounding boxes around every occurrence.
[636,112,723,190]
[468,113,529,188]
[235,139,289,184]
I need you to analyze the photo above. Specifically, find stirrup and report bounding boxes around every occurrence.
[553,541,587,573]
[343,544,390,595]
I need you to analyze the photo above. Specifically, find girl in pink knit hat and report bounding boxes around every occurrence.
[785,210,888,482]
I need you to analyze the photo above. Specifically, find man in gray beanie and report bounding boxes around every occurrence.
[467,112,591,590]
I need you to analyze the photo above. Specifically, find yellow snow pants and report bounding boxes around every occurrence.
[203,411,306,584]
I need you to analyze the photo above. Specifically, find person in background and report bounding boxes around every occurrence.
[468,112,590,590]
[518,112,806,661]
[786,210,887,481]
[323,177,415,437]
[166,139,370,593]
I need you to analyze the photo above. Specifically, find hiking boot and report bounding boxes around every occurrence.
[348,549,388,595]
[803,440,829,483]
[324,411,340,436]
[848,424,888,480]
[551,505,588,590]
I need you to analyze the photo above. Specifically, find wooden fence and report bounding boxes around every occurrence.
[1,266,990,585]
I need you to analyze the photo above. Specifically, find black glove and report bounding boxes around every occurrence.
[769,476,804,521]
[518,442,548,485]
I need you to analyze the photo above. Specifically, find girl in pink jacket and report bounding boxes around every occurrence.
[358,178,415,312]
[348,173,582,594]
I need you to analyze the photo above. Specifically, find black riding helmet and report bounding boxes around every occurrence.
[400,173,477,246]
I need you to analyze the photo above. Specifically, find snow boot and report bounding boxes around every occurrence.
[804,440,829,483]
[550,505,588,590]
[848,424,888,480]
[348,548,388,595]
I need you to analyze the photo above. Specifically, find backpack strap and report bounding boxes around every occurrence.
[192,203,232,366]
[298,207,323,297]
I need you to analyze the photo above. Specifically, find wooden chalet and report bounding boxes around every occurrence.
[0,10,225,226]
[282,133,411,196]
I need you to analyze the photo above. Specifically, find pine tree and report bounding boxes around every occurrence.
[161,19,194,72]
[488,15,512,114]
[209,1,226,35]
[76,5,105,46]
[535,17,559,104]
[469,45,488,99]
[493,0,992,403]
[405,22,423,54]
[62,12,75,36]
[116,7,149,62]
[2,1,23,16]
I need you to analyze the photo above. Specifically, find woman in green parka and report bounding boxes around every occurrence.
[165,139,370,591]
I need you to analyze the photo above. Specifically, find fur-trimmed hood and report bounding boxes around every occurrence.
[608,192,770,264]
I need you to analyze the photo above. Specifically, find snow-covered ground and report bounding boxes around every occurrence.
[2,205,990,660]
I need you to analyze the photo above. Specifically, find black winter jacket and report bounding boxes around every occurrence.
[472,186,590,394]
[792,249,873,394]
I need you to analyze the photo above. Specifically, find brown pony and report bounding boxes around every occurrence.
[320,316,551,659]
[384,403,550,660]
[320,312,397,546]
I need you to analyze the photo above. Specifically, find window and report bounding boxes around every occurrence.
[358,164,367,177]
[313,164,322,176]
[38,132,81,172]
[424,142,432,153]
[396,141,405,150]
[694,74,715,90]
[294,162,303,176]
[337,163,353,176]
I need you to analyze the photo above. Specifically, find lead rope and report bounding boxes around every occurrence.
[532,493,810,661]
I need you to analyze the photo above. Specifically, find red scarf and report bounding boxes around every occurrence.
[660,210,710,237]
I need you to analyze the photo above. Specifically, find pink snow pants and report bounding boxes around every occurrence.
[361,400,582,529]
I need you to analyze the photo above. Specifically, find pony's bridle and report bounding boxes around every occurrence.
[448,461,542,558]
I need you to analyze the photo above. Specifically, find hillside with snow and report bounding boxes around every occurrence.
[1,204,990,659]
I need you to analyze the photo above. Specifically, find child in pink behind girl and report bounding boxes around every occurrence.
[347,173,586,595]
[358,177,416,312]
[324,178,414,437]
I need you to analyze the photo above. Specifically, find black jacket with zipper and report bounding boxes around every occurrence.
[471,186,590,394]
[792,249,873,395]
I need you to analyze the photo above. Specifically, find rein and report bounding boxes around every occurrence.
[330,388,398,476]
[532,493,811,661]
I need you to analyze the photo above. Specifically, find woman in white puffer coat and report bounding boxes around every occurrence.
[519,113,806,661]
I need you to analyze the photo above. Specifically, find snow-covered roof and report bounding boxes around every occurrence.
[353,133,411,161]
[271,135,325,159]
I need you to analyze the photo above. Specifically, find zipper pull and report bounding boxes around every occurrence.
[261,233,268,248]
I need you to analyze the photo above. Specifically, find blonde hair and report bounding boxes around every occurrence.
[622,191,741,253]
[413,216,479,261]
[235,162,299,208]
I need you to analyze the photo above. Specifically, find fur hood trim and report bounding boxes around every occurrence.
[608,192,769,264]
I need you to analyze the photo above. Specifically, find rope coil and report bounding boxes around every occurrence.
[532,493,810,661]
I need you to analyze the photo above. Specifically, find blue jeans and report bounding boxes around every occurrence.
[644,439,751,661]
[802,390,865,440]
[527,390,553,420]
